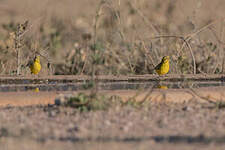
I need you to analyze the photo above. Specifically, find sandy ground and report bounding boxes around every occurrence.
[0,75,225,150]
[0,86,224,106]
[0,87,225,149]
[1,99,225,150]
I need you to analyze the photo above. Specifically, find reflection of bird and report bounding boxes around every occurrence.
[33,87,39,92]
[155,56,170,75]
[157,85,168,89]
[29,56,41,75]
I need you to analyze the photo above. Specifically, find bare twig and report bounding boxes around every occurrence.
[15,20,29,75]
[104,1,125,42]
[181,19,222,46]
[142,41,155,67]
[141,84,155,102]
[127,1,159,35]
[188,88,217,104]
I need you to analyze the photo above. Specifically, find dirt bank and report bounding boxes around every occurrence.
[1,100,225,150]
[0,86,224,107]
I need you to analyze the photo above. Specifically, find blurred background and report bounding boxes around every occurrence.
[0,0,224,75]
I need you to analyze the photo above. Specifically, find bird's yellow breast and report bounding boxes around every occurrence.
[155,61,169,75]
[30,61,41,75]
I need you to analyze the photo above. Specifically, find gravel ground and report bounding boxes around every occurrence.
[1,100,225,150]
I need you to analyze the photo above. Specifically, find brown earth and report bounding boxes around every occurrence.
[0,85,225,150]
[1,96,225,150]
[0,86,224,107]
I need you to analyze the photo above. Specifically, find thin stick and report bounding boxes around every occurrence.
[127,1,159,35]
[16,45,20,75]
[180,20,222,73]
[142,41,155,67]
[188,88,217,104]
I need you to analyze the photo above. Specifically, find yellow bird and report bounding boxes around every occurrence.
[29,56,41,75]
[155,56,170,75]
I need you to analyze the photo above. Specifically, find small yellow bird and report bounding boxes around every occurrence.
[155,56,170,75]
[29,56,41,75]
